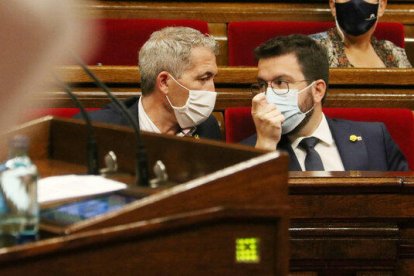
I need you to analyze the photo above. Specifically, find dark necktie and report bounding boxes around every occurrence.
[299,137,325,171]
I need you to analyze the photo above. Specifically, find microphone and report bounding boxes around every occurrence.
[73,56,150,187]
[55,77,99,175]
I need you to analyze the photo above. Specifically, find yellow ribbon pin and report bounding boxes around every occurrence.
[349,134,362,142]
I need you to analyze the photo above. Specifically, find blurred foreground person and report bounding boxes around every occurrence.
[0,0,95,131]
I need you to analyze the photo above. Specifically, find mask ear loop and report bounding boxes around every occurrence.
[332,0,346,42]
[168,74,190,92]
[299,81,317,115]
[297,81,316,94]
[371,0,380,20]
[335,18,346,42]
[166,74,190,109]
[369,2,380,31]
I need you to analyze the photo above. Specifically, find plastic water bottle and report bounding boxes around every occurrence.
[0,135,39,247]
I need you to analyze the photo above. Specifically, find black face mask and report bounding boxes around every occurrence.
[335,0,379,36]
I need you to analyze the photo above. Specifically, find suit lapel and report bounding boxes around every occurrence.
[129,96,139,122]
[327,117,369,170]
[278,136,302,171]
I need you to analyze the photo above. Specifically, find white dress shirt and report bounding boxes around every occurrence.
[290,114,345,171]
[138,97,161,133]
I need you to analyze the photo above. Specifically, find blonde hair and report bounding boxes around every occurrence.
[138,26,217,95]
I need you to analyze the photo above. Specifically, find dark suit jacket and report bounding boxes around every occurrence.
[75,96,222,140]
[242,117,409,171]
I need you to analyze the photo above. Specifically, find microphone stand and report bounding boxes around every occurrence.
[55,77,99,175]
[73,57,150,187]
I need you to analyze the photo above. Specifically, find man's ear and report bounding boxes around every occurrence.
[312,79,326,104]
[156,71,170,95]
[329,0,336,17]
[378,0,387,17]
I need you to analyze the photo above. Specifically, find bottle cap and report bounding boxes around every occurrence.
[10,135,29,149]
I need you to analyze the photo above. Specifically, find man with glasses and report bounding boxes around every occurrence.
[243,34,408,171]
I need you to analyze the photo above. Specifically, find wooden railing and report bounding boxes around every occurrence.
[44,66,414,110]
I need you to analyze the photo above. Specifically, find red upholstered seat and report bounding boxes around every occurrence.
[227,21,405,66]
[225,107,414,170]
[225,107,255,144]
[87,19,209,66]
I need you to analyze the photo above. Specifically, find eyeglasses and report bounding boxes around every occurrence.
[250,79,310,96]
[336,0,379,3]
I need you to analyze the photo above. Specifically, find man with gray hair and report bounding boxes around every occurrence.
[84,27,221,139]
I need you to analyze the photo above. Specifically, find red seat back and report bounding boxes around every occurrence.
[225,107,255,144]
[227,21,405,66]
[225,107,414,170]
[88,19,209,66]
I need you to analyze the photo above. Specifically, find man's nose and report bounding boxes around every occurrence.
[267,81,273,88]
[206,80,215,92]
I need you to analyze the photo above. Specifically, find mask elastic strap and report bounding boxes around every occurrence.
[333,0,346,42]
[304,104,315,116]
[166,74,190,109]
[168,74,190,92]
[298,81,316,94]
[299,81,316,114]
[335,18,346,42]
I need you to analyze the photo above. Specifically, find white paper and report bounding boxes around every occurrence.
[38,175,127,203]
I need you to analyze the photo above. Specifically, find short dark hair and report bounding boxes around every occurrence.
[254,34,329,92]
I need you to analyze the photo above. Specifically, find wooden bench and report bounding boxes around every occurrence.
[80,1,414,66]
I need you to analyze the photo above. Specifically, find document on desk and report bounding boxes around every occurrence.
[38,175,127,204]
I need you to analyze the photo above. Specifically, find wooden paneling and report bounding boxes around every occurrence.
[43,66,414,111]
[83,2,414,24]
[288,171,414,274]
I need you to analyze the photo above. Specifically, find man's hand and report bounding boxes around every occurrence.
[251,93,284,150]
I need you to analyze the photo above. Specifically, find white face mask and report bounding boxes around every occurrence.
[166,75,217,129]
[265,81,315,134]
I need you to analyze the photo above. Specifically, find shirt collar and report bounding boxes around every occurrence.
[138,97,197,137]
[290,113,334,150]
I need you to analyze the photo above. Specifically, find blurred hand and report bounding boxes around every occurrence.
[251,93,285,150]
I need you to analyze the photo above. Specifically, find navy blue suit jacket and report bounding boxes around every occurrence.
[242,117,409,171]
[75,97,222,140]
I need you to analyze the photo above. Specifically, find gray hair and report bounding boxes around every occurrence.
[138,26,217,95]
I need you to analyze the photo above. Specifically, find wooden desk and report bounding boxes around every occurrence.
[11,161,414,274]
[289,171,414,274]
[3,117,414,274]
[0,117,290,275]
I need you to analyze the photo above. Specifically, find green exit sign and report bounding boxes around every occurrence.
[235,237,260,263]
